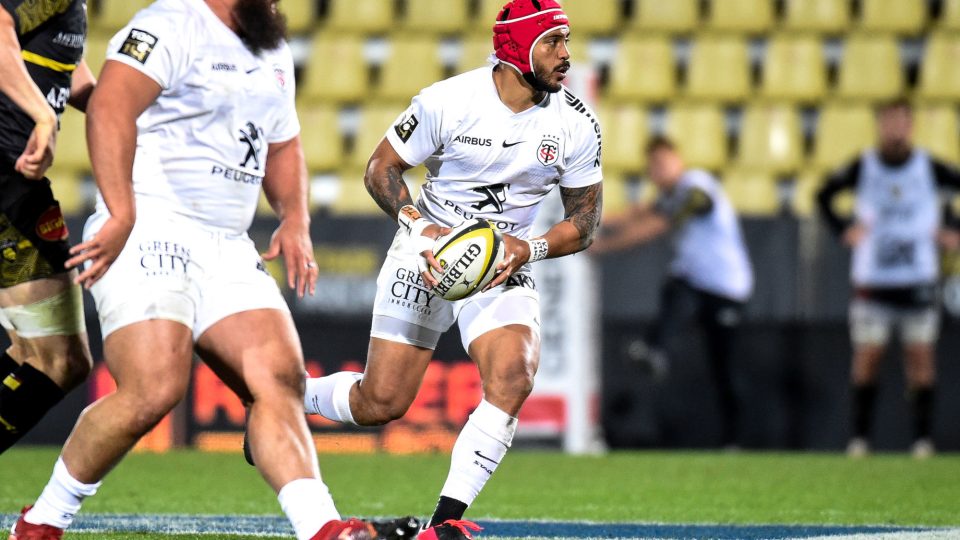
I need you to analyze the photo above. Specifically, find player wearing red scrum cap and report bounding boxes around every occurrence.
[294,1,604,538]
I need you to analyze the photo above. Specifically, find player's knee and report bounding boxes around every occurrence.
[126,382,186,433]
[483,361,535,404]
[247,361,305,403]
[60,339,93,389]
[358,385,413,425]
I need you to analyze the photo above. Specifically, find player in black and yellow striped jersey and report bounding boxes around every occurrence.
[0,0,96,454]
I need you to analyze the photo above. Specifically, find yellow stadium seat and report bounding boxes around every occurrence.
[914,103,960,165]
[597,103,648,173]
[685,35,751,103]
[325,0,395,33]
[46,166,88,216]
[457,36,495,74]
[813,102,876,170]
[665,103,728,171]
[477,0,507,30]
[707,0,773,34]
[83,32,113,78]
[721,169,781,217]
[376,38,444,101]
[630,0,699,33]
[759,35,827,104]
[281,0,318,35]
[790,168,826,218]
[401,0,469,34]
[300,34,368,103]
[782,0,850,34]
[602,173,632,215]
[297,104,343,172]
[918,33,960,100]
[56,109,89,172]
[606,37,675,103]
[350,104,406,168]
[836,35,904,102]
[940,0,960,30]
[736,103,803,175]
[331,169,382,216]
[859,0,926,35]
[92,0,153,33]
[559,0,620,35]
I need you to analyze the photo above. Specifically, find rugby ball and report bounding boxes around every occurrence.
[430,219,505,301]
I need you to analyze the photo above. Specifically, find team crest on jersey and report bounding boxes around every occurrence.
[273,64,286,90]
[118,28,157,64]
[239,121,265,170]
[395,113,419,143]
[537,135,561,167]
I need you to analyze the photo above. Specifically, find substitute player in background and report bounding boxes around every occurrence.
[817,98,960,459]
[298,1,602,537]
[591,136,753,447]
[10,1,414,539]
[0,0,95,453]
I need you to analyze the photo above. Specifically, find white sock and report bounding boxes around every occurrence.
[438,399,517,506]
[304,372,361,425]
[278,478,341,540]
[24,458,101,529]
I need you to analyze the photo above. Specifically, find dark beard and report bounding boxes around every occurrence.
[525,61,569,94]
[232,0,287,55]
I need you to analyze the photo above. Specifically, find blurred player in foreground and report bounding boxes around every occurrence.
[592,136,753,447]
[817,98,960,459]
[294,1,602,537]
[0,0,95,453]
[10,1,414,539]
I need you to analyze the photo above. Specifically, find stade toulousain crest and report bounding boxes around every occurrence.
[537,135,561,167]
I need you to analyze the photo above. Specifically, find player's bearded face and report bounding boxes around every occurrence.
[530,30,571,94]
[232,0,287,55]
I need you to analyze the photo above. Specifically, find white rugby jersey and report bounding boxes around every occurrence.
[385,66,603,240]
[96,0,299,234]
[852,149,940,287]
[656,170,753,301]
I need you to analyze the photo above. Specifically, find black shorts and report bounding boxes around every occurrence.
[0,166,71,288]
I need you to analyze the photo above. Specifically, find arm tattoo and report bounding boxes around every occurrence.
[560,183,603,249]
[365,162,414,221]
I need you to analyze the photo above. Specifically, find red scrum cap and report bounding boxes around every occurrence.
[493,0,569,76]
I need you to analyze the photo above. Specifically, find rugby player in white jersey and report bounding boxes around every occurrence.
[817,98,960,459]
[10,1,415,539]
[296,1,602,537]
[591,136,753,447]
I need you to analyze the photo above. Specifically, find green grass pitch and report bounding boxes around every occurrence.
[2,448,959,538]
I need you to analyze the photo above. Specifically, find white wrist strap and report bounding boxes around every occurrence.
[525,238,549,262]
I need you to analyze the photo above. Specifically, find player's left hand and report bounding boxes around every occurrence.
[482,233,529,292]
[15,118,56,180]
[262,218,317,298]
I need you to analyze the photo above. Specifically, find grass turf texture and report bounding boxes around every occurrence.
[2,448,959,534]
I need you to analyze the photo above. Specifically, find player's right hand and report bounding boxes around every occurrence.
[66,216,135,288]
[15,116,57,180]
[412,222,449,288]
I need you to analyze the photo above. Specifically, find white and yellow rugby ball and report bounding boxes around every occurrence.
[430,219,505,301]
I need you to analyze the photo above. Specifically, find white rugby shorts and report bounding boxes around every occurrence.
[849,297,940,347]
[84,210,288,340]
[371,229,540,350]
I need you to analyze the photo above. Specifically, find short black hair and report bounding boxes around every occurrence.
[876,96,912,115]
[645,134,677,156]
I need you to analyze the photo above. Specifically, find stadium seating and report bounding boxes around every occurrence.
[601,174,632,215]
[721,168,781,217]
[685,35,751,103]
[82,33,113,78]
[858,0,926,35]
[914,103,960,165]
[297,104,343,172]
[835,34,904,101]
[736,103,803,175]
[790,168,826,218]
[477,0,507,29]
[55,109,90,174]
[349,105,406,168]
[918,33,960,100]
[706,0,774,34]
[325,0,395,33]
[457,37,495,74]
[759,35,827,104]
[401,0,470,34]
[299,35,369,103]
[558,0,621,36]
[329,170,383,216]
[45,165,87,216]
[781,0,851,34]
[812,102,877,171]
[91,0,153,33]
[606,37,676,103]
[376,38,445,102]
[629,0,699,34]
[597,103,648,174]
[665,103,728,171]
[280,0,318,35]
[940,0,960,30]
